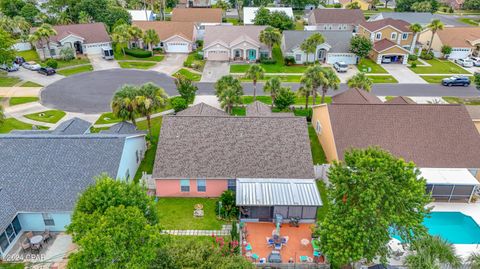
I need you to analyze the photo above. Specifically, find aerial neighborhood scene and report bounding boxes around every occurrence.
[2,0,480,267]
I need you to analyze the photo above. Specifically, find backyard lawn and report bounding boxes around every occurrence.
[0,76,22,87]
[409,59,470,74]
[20,81,42,87]
[420,75,452,84]
[156,197,225,230]
[357,58,388,73]
[57,65,93,76]
[308,124,327,165]
[119,61,156,69]
[316,180,329,222]
[24,110,66,123]
[442,96,480,105]
[174,68,201,81]
[367,75,398,83]
[231,107,246,116]
[9,97,39,106]
[134,116,163,182]
[0,118,48,133]
[226,18,240,25]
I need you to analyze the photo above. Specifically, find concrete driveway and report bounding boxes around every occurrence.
[381,64,427,84]
[201,61,230,82]
[332,64,358,83]
[8,68,64,86]
[151,53,187,75]
[88,54,120,70]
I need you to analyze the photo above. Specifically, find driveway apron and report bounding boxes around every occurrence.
[382,64,427,84]
[201,61,230,82]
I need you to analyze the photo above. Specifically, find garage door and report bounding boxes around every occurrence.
[326,53,357,65]
[207,50,229,61]
[448,48,471,60]
[166,42,189,53]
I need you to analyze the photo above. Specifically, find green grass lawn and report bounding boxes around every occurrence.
[16,50,40,62]
[0,262,24,269]
[174,68,201,81]
[442,96,480,105]
[0,118,48,133]
[308,124,327,165]
[316,180,329,222]
[295,20,304,30]
[115,52,165,62]
[56,57,90,69]
[89,126,110,133]
[24,110,66,123]
[239,75,302,82]
[0,76,22,87]
[119,61,156,69]
[9,97,39,106]
[20,81,42,87]
[367,75,398,83]
[226,18,240,25]
[458,17,480,25]
[56,65,93,76]
[358,58,388,73]
[409,59,469,74]
[156,197,225,230]
[420,75,451,84]
[242,95,332,105]
[134,117,163,182]
[231,107,246,116]
[95,112,123,125]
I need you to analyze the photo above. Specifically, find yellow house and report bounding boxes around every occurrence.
[339,0,371,10]
[418,27,480,59]
[357,18,417,64]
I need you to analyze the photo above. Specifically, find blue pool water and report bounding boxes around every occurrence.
[393,212,480,244]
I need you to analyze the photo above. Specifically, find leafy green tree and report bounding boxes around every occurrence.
[273,87,295,110]
[252,6,270,25]
[144,29,160,56]
[175,75,198,103]
[468,252,480,269]
[29,23,57,59]
[58,11,73,24]
[301,65,327,105]
[244,64,265,101]
[102,6,132,31]
[263,76,281,105]
[78,11,93,23]
[136,83,169,136]
[128,25,144,48]
[412,0,433,12]
[215,0,229,19]
[267,11,295,31]
[463,0,480,9]
[297,79,313,110]
[60,47,75,61]
[346,1,361,8]
[441,45,452,58]
[214,75,243,114]
[112,24,131,56]
[171,96,188,112]
[0,0,25,17]
[111,84,139,125]
[19,3,39,24]
[319,68,340,104]
[396,0,439,11]
[216,190,238,219]
[427,19,444,53]
[474,72,480,90]
[347,72,373,92]
[319,147,431,267]
[350,35,373,59]
[0,29,16,66]
[300,33,324,64]
[259,26,281,58]
[405,235,462,269]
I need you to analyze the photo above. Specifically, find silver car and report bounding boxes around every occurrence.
[455,58,474,67]
[22,61,41,71]
[333,62,348,73]
[0,63,19,72]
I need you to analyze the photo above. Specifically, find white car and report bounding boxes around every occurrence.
[333,62,348,73]
[455,58,474,67]
[22,61,41,71]
[470,56,480,67]
[0,63,19,72]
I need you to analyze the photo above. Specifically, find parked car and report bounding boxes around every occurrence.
[0,63,20,72]
[470,56,480,67]
[102,47,114,60]
[37,67,56,76]
[333,62,348,73]
[442,76,471,87]
[455,58,474,67]
[14,56,25,65]
[22,61,41,71]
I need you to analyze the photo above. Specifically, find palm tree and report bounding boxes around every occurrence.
[216,0,229,19]
[263,77,281,106]
[319,68,340,104]
[12,16,31,42]
[0,105,5,126]
[409,23,423,54]
[347,72,373,92]
[297,80,313,110]
[111,85,139,126]
[244,64,265,101]
[301,65,327,105]
[143,29,160,56]
[30,24,57,59]
[58,12,72,25]
[427,19,444,53]
[78,11,93,24]
[128,26,144,48]
[214,75,243,114]
[136,83,168,136]
[300,33,325,64]
[468,252,480,269]
[112,24,131,56]
[259,27,282,58]
[405,235,461,269]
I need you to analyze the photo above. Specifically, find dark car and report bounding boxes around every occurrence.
[441,76,470,87]
[38,67,56,76]
[14,56,25,65]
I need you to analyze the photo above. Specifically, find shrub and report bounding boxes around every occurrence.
[284,56,295,66]
[171,97,188,112]
[195,40,203,48]
[60,47,75,61]
[334,3,342,7]
[420,50,434,60]
[294,108,313,121]
[411,62,417,68]
[194,52,204,60]
[408,54,418,61]
[441,45,452,57]
[260,57,277,64]
[474,73,480,89]
[45,59,58,69]
[216,190,238,220]
[274,87,296,110]
[125,48,151,58]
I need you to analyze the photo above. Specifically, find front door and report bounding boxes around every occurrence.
[74,41,83,54]
[317,49,326,62]
[248,49,256,61]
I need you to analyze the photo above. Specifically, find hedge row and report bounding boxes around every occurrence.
[125,48,152,58]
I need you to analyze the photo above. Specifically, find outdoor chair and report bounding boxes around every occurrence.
[43,230,51,243]
[266,237,274,246]
[281,236,289,245]
[26,231,33,239]
[31,243,41,254]
[21,240,31,252]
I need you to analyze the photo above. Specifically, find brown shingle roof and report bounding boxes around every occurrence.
[33,23,110,44]
[328,103,480,168]
[436,27,480,48]
[246,101,294,117]
[386,96,416,104]
[332,88,383,104]
[361,18,411,32]
[176,103,228,116]
[153,115,314,179]
[309,9,365,25]
[465,105,480,120]
[171,8,222,23]
[132,21,195,41]
[373,39,401,52]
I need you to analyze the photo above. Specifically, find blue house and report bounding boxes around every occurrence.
[0,118,147,258]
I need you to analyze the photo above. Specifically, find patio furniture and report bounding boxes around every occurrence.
[245,244,252,252]
[274,243,282,250]
[43,230,51,243]
[259,258,266,264]
[25,231,33,239]
[301,238,310,247]
[281,236,289,245]
[268,251,282,263]
[300,256,313,262]
[21,240,31,252]
[30,235,43,245]
[31,243,41,254]
[266,237,274,246]
[251,253,259,262]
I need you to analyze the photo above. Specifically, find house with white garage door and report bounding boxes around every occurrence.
[133,21,196,53]
[418,27,480,59]
[31,23,112,60]
[203,25,269,62]
[281,30,357,65]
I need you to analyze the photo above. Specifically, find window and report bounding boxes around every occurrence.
[197,179,206,192]
[125,169,130,181]
[402,33,408,40]
[315,120,322,134]
[50,49,56,56]
[391,32,397,40]
[295,54,302,62]
[375,32,382,40]
[42,213,55,226]
[180,179,190,192]
[260,51,269,58]
[0,231,8,252]
[136,150,139,163]
[228,179,236,192]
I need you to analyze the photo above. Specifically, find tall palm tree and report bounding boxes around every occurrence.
[301,65,327,105]
[128,26,144,48]
[244,64,265,101]
[468,252,480,269]
[300,33,325,64]
[319,68,340,104]
[214,75,243,114]
[136,83,168,136]
[409,23,423,54]
[405,235,461,269]
[263,77,281,106]
[111,85,139,126]
[297,80,313,110]
[30,24,57,59]
[259,27,281,58]
[78,11,93,24]
[347,72,373,92]
[12,16,31,42]
[216,0,229,19]
[143,29,160,56]
[427,19,444,53]
[112,24,131,56]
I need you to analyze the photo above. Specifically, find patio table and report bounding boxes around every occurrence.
[301,238,310,246]
[30,235,43,245]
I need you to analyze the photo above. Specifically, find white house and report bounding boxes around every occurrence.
[243,7,294,25]
[133,21,197,53]
[128,9,156,21]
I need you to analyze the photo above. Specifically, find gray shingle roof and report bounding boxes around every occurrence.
[176,103,228,116]
[246,101,294,117]
[282,30,354,53]
[153,115,314,179]
[101,121,145,134]
[52,118,91,135]
[0,189,18,231]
